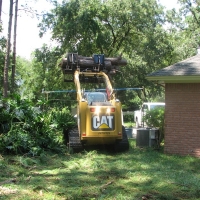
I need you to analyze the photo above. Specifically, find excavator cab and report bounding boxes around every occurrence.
[84,92,107,105]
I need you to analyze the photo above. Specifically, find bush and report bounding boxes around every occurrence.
[143,107,165,143]
[123,114,134,122]
[0,95,76,155]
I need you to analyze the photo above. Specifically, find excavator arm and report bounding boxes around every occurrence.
[74,70,114,102]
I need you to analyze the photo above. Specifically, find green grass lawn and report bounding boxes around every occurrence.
[0,140,200,200]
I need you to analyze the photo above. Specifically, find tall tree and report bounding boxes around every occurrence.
[0,0,2,22]
[39,0,165,56]
[18,45,66,100]
[11,0,18,91]
[178,0,200,44]
[38,0,171,105]
[0,24,6,93]
[3,0,13,97]
[163,0,199,61]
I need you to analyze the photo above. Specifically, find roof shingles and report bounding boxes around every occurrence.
[148,54,200,77]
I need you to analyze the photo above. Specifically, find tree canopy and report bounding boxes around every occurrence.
[39,0,165,56]
[1,0,200,110]
[37,0,168,108]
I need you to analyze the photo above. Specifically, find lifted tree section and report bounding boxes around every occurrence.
[59,53,127,75]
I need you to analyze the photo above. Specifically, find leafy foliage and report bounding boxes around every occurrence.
[25,0,199,110]
[38,0,177,108]
[0,95,76,155]
[17,45,68,100]
[143,106,165,142]
[2,0,200,114]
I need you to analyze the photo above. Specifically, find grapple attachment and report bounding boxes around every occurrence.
[59,53,127,75]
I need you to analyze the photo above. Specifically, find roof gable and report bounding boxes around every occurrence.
[146,54,200,83]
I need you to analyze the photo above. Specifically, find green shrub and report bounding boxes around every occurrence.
[0,95,76,155]
[143,107,165,143]
[123,114,133,122]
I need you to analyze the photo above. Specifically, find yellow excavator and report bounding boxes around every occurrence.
[60,53,129,152]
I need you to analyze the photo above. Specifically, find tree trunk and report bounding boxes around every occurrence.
[11,0,18,91]
[3,0,13,98]
[0,0,2,22]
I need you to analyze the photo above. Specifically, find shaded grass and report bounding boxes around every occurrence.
[0,140,200,199]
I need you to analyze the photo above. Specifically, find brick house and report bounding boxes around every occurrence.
[146,53,200,157]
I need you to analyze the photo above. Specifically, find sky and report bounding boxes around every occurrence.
[1,0,180,60]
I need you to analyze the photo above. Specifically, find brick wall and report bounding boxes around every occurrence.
[165,83,200,157]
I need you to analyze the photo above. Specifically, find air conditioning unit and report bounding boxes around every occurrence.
[136,128,159,147]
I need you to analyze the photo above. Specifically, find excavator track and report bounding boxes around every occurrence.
[68,127,83,153]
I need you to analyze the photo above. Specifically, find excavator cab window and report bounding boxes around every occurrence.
[93,93,106,102]
[84,92,107,104]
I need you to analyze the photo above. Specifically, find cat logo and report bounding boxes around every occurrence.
[92,115,115,131]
